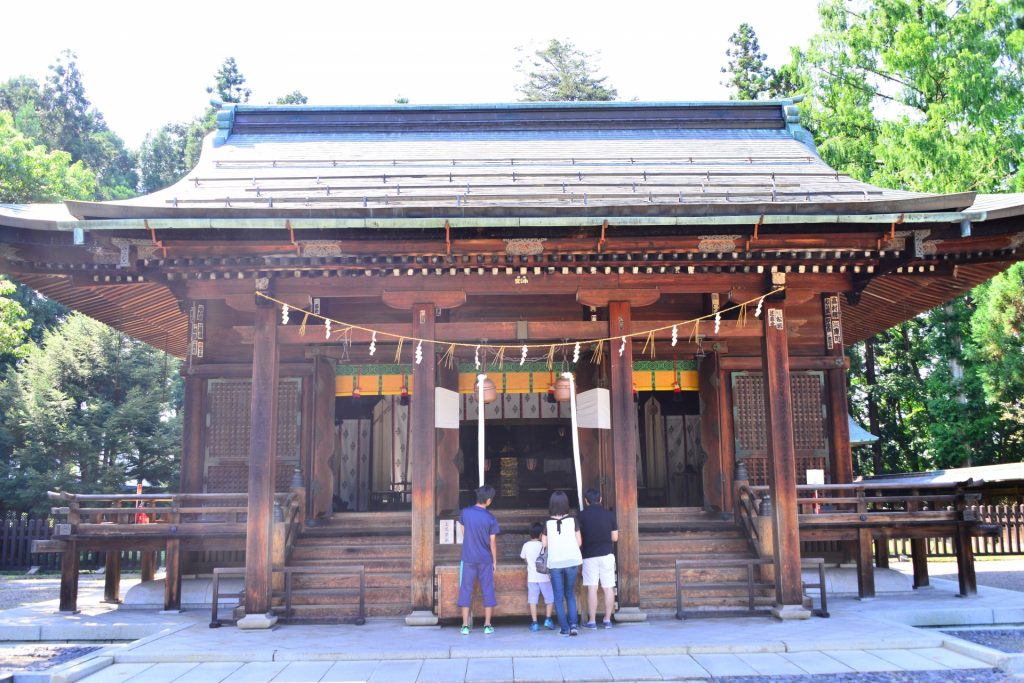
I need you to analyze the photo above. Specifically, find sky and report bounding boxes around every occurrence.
[0,0,823,148]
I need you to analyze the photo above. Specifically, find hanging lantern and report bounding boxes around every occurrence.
[480,375,498,404]
[352,372,362,399]
[632,383,639,403]
[399,375,410,406]
[546,371,557,404]
[554,374,574,401]
[525,457,538,471]
[672,361,681,393]
[672,380,681,393]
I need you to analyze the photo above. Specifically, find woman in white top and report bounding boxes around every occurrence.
[541,490,583,635]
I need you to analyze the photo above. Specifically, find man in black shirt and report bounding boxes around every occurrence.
[577,487,618,628]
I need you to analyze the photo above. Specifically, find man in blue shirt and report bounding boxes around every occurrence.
[457,485,499,634]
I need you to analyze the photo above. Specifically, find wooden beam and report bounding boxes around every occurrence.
[184,272,854,301]
[761,301,804,608]
[236,319,761,347]
[382,289,466,310]
[720,356,849,371]
[102,551,121,603]
[609,301,641,615]
[184,363,313,378]
[140,551,156,582]
[311,356,336,520]
[410,303,437,615]
[244,303,279,617]
[698,353,727,513]
[577,288,660,308]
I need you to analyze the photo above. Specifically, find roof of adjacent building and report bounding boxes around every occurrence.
[60,100,984,222]
[861,461,1024,487]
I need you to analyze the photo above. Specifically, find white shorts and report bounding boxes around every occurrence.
[582,554,616,587]
[528,581,553,605]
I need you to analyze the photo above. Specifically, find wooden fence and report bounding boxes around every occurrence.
[0,516,162,571]
[889,504,1024,558]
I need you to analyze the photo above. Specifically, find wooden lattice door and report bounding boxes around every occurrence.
[731,370,829,486]
[204,377,303,493]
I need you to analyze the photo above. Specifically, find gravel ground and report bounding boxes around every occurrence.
[890,557,1024,593]
[0,573,144,610]
[942,628,1024,654]
[716,671,1008,683]
[0,644,99,674]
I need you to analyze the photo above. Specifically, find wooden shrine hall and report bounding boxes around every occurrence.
[3,100,1023,627]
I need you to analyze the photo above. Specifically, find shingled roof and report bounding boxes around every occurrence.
[64,100,977,221]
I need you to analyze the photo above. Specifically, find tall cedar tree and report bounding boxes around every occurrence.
[516,39,618,102]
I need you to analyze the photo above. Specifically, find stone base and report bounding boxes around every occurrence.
[613,606,647,623]
[237,612,278,630]
[771,604,812,620]
[405,610,439,626]
[158,609,182,615]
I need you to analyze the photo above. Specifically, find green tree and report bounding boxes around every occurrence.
[721,23,799,99]
[0,314,182,515]
[516,39,617,102]
[207,57,251,104]
[970,263,1024,435]
[137,122,190,193]
[789,0,1024,472]
[275,90,308,105]
[0,110,96,202]
[0,280,30,359]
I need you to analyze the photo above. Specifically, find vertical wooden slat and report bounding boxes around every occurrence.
[140,550,156,582]
[103,551,121,603]
[244,302,279,616]
[609,301,641,611]
[59,541,79,613]
[410,303,436,613]
[761,301,805,607]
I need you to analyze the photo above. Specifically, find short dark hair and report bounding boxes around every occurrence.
[548,490,570,516]
[584,488,602,505]
[475,485,496,504]
[529,522,544,539]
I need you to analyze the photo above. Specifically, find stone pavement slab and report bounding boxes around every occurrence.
[76,662,153,682]
[558,655,613,682]
[465,656,513,683]
[868,648,948,670]
[368,659,421,683]
[645,654,708,679]
[690,653,758,677]
[222,661,289,682]
[736,652,806,675]
[601,655,661,680]
[913,646,994,669]
[321,660,377,682]
[416,658,468,683]
[124,661,199,682]
[824,649,902,672]
[270,661,334,682]
[513,656,562,682]
[779,650,854,675]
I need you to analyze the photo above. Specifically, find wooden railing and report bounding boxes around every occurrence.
[47,491,301,538]
[745,481,983,521]
[889,503,1024,558]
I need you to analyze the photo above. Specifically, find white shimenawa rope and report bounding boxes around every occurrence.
[563,371,584,510]
[477,374,487,488]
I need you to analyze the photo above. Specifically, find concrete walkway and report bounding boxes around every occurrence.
[4,569,1024,682]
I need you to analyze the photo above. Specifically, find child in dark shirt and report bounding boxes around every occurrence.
[457,485,500,634]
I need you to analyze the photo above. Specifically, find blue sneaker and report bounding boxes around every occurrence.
[603,620,614,629]
[530,622,539,632]
[583,622,597,629]
[543,618,555,630]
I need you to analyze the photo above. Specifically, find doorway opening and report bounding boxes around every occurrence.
[636,391,703,508]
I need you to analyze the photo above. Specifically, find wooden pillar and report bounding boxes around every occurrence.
[163,539,182,611]
[761,300,807,614]
[955,525,978,597]
[911,539,930,588]
[241,301,279,625]
[310,355,336,520]
[609,301,644,620]
[577,354,607,501]
[140,550,156,582]
[102,551,121,603]
[408,303,439,625]
[825,296,853,485]
[436,364,460,515]
[179,374,206,493]
[698,353,729,513]
[58,541,79,613]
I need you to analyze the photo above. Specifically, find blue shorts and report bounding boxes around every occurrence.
[457,561,496,608]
